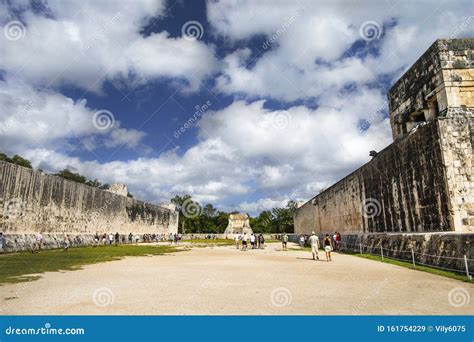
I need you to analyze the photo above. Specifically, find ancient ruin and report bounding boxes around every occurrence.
[0,162,178,251]
[224,213,253,235]
[294,38,473,271]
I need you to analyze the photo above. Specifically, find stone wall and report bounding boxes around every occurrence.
[295,119,455,235]
[0,161,178,249]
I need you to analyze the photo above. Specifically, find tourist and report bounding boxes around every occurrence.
[168,233,173,245]
[0,232,5,253]
[36,233,43,252]
[234,234,240,249]
[323,234,333,262]
[108,233,114,245]
[102,233,107,246]
[128,232,133,244]
[309,231,320,261]
[282,232,288,251]
[242,233,248,251]
[115,232,120,246]
[258,234,265,249]
[299,235,305,248]
[336,232,342,251]
[333,232,338,251]
[250,233,256,249]
[94,233,100,246]
[63,235,71,251]
[135,234,140,244]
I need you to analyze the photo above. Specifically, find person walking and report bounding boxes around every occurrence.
[94,233,100,246]
[108,233,114,246]
[323,234,333,262]
[0,232,5,253]
[299,235,305,248]
[250,233,256,249]
[114,232,120,246]
[235,234,241,249]
[282,233,288,251]
[128,232,133,244]
[63,235,71,251]
[241,233,248,251]
[309,231,320,261]
[258,233,265,249]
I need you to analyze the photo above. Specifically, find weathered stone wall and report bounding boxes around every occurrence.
[295,120,453,235]
[0,162,178,240]
[389,38,473,140]
[296,38,474,235]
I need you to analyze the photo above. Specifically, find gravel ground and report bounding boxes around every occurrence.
[0,242,472,315]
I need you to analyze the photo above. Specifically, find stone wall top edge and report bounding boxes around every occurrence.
[296,120,438,213]
[0,160,173,213]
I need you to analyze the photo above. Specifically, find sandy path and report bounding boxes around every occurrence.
[0,243,472,315]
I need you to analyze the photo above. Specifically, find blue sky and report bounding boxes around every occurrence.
[0,0,472,214]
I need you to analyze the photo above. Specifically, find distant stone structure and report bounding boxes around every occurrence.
[107,183,128,197]
[224,213,253,235]
[294,39,473,272]
[0,162,178,251]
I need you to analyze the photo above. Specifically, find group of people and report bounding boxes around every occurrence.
[234,233,265,251]
[93,232,176,246]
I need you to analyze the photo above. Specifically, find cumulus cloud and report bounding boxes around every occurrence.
[0,0,217,93]
[0,78,145,153]
[209,0,473,102]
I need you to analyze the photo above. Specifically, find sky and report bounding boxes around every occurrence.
[0,0,472,215]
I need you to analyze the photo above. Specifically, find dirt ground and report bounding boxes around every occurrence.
[0,242,472,315]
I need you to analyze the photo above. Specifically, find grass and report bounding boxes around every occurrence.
[182,239,234,247]
[0,244,178,285]
[346,251,473,283]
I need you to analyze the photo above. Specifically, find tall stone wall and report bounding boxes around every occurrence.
[294,119,469,235]
[0,161,178,237]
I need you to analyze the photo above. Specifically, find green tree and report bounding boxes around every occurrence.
[0,153,12,163]
[55,169,87,184]
[11,155,32,169]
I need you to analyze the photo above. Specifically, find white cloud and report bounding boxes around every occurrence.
[0,78,145,152]
[0,0,217,93]
[209,0,473,102]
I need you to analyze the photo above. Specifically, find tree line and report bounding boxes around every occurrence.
[171,195,297,234]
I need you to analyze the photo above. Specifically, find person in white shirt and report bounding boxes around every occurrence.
[241,233,248,251]
[234,234,241,249]
[108,233,114,245]
[309,231,320,261]
[250,233,256,249]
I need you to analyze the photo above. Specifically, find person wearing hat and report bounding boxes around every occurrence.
[308,231,320,261]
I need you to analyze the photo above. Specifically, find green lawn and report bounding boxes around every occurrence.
[182,239,234,246]
[0,244,178,285]
[353,252,472,283]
